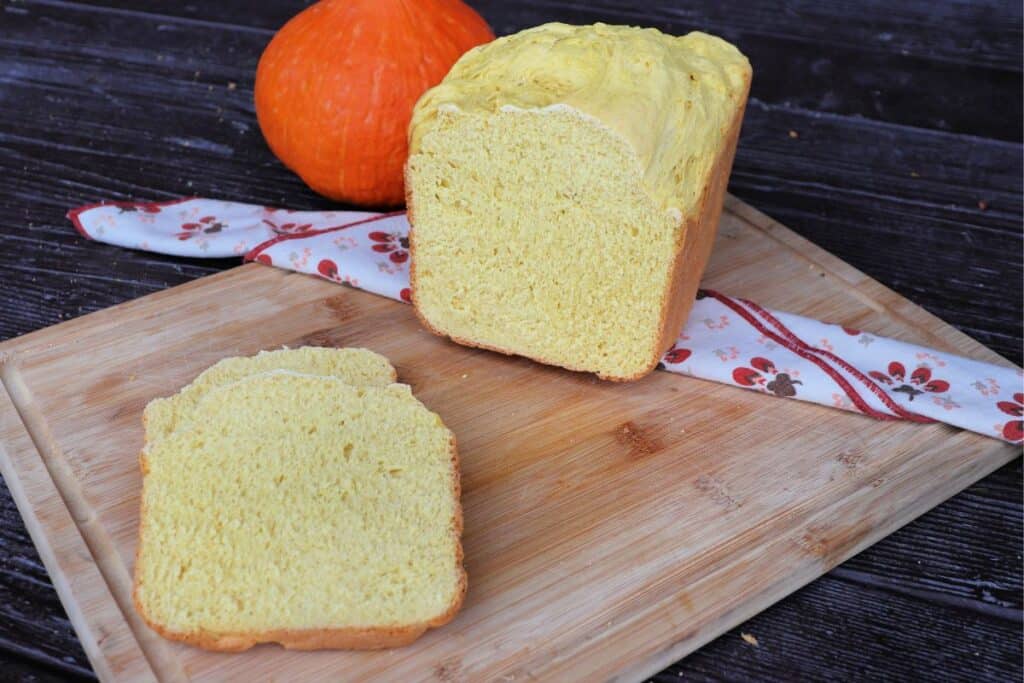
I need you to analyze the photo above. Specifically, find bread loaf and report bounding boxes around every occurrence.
[133,373,464,651]
[406,23,751,380]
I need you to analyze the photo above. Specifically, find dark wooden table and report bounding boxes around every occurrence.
[1,1,1020,680]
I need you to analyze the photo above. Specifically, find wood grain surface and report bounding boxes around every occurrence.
[0,0,1020,681]
[0,197,1017,681]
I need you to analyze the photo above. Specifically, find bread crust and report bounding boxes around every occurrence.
[405,74,751,382]
[647,75,751,378]
[132,414,466,652]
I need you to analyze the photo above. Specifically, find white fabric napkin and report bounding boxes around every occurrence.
[69,197,1023,443]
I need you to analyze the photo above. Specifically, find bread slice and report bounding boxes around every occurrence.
[406,23,751,380]
[133,373,464,651]
[143,346,396,446]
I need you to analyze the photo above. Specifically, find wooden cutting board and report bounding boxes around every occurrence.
[0,196,1017,682]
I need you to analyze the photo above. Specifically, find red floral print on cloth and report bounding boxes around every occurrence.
[996,393,1023,442]
[869,362,950,401]
[176,215,226,241]
[663,346,692,364]
[399,287,412,303]
[117,201,162,214]
[262,218,313,235]
[732,357,802,397]
[317,258,342,282]
[369,230,409,264]
[315,258,359,287]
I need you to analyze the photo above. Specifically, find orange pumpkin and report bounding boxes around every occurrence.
[255,0,494,207]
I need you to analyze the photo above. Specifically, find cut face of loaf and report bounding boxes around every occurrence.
[143,346,396,446]
[407,23,751,380]
[134,373,464,651]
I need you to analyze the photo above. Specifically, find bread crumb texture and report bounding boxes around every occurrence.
[143,346,396,445]
[408,23,750,380]
[134,370,462,644]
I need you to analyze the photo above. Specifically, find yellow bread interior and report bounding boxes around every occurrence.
[134,373,462,638]
[407,23,751,380]
[143,346,396,446]
[410,109,680,377]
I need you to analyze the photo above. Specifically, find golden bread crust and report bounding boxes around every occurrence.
[646,74,751,376]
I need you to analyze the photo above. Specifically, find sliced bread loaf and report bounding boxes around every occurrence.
[406,23,751,380]
[133,373,464,651]
[143,346,396,445]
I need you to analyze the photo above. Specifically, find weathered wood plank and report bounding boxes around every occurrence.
[651,561,1023,682]
[835,458,1022,616]
[0,0,1020,681]
[0,650,93,683]
[0,473,93,680]
[482,0,1024,139]
[57,0,1024,71]
[7,0,1023,142]
[732,101,1024,364]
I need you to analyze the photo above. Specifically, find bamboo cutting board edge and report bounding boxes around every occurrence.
[0,196,1018,682]
[617,433,1013,682]
[0,367,159,682]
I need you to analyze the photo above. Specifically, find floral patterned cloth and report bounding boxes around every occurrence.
[69,197,1023,444]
